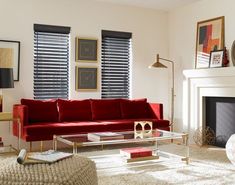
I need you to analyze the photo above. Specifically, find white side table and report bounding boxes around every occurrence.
[0,112,21,153]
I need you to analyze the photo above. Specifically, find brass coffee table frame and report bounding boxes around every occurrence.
[53,130,189,164]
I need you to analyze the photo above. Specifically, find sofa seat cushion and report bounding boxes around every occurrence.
[24,122,108,137]
[57,99,92,122]
[120,99,150,119]
[97,118,170,131]
[21,99,58,123]
[91,99,122,120]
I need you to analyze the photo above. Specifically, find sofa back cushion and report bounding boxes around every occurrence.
[91,99,122,120]
[21,99,58,123]
[57,99,92,122]
[120,98,150,119]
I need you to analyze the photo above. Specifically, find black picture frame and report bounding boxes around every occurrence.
[75,38,97,62]
[75,67,98,91]
[209,50,224,68]
[0,40,20,81]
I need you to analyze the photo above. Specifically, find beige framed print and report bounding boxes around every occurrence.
[0,40,20,81]
[76,67,98,91]
[75,37,97,62]
[195,16,224,69]
[209,50,224,68]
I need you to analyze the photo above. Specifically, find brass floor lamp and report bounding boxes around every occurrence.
[149,54,174,132]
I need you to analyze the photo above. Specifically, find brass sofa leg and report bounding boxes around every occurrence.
[40,141,43,152]
[29,142,32,152]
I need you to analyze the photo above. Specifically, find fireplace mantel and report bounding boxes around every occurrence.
[183,67,235,78]
[183,67,235,143]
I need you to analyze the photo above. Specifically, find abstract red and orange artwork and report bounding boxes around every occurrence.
[195,16,224,69]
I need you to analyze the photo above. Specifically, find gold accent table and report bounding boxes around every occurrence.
[0,112,21,153]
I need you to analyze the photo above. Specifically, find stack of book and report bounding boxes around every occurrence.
[88,132,124,141]
[0,137,3,147]
[120,147,159,162]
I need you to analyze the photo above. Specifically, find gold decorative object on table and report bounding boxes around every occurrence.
[193,126,215,146]
[134,121,152,139]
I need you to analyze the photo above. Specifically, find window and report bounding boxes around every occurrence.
[34,24,70,99]
[101,30,132,99]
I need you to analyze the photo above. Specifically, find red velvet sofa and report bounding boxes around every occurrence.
[13,98,170,142]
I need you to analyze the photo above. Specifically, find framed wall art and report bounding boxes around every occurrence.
[75,67,98,91]
[0,40,20,81]
[209,50,224,68]
[195,16,224,69]
[75,37,97,62]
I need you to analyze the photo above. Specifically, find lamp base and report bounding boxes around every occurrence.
[0,95,2,112]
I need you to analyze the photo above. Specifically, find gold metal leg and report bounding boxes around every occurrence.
[53,135,57,151]
[73,143,77,154]
[18,118,21,151]
[40,141,43,152]
[181,157,190,164]
[29,142,32,152]
[182,134,186,144]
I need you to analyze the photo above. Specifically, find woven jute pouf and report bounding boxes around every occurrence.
[0,155,98,185]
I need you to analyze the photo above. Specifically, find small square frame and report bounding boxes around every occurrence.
[0,40,20,81]
[75,38,97,62]
[75,67,98,91]
[209,50,224,68]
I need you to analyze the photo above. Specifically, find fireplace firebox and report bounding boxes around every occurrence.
[205,97,235,147]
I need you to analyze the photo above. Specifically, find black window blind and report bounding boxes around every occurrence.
[34,24,70,99]
[101,30,132,99]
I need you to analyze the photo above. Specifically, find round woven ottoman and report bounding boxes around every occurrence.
[0,155,98,185]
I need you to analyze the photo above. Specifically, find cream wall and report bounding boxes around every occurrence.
[168,0,235,132]
[0,0,169,148]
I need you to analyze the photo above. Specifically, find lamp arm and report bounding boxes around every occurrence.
[159,57,174,63]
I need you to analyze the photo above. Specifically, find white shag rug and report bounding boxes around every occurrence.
[79,143,235,185]
[1,143,235,185]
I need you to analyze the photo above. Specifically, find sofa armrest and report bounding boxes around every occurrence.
[13,104,28,138]
[148,103,163,119]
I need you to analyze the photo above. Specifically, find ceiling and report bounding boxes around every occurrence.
[91,0,201,11]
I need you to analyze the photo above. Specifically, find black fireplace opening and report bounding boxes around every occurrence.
[205,97,235,147]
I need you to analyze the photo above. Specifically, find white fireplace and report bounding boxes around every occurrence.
[183,67,235,143]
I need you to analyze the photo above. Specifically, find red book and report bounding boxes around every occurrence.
[120,147,152,159]
[153,131,163,137]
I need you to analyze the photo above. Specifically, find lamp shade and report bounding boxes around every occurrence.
[150,61,167,68]
[0,68,14,88]
[149,54,168,68]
